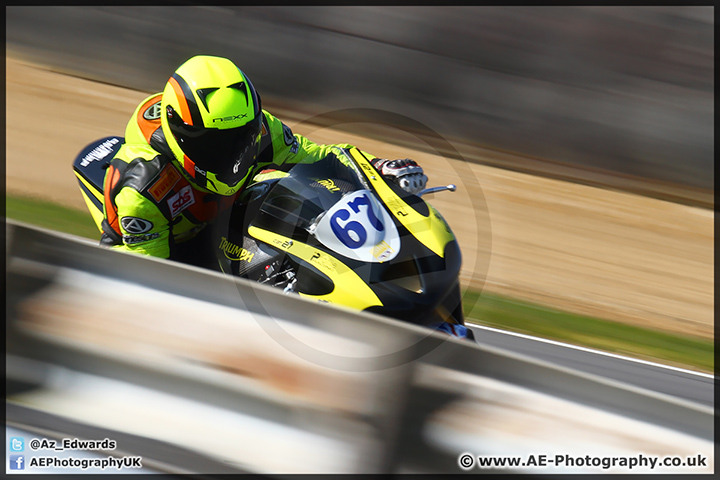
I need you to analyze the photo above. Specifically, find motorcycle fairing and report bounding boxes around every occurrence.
[224,147,465,327]
[346,148,456,258]
[72,136,126,233]
[248,225,383,310]
[313,189,401,263]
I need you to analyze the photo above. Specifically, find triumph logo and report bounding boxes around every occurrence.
[219,237,255,262]
[121,217,153,234]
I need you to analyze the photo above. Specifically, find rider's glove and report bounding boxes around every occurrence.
[371,158,428,195]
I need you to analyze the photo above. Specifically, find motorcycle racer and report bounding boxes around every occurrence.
[83,55,427,268]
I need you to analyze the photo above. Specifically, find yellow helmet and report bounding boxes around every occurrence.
[161,55,262,195]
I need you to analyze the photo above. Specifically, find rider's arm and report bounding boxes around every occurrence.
[110,187,172,258]
[256,110,427,194]
[256,110,374,170]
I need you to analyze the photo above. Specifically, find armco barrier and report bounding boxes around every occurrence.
[5,220,714,474]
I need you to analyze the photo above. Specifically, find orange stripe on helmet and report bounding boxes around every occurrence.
[168,76,193,126]
[183,155,196,178]
[103,165,122,235]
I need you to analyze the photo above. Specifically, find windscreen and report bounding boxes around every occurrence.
[252,153,367,239]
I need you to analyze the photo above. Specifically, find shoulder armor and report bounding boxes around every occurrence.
[122,155,169,193]
[125,93,163,145]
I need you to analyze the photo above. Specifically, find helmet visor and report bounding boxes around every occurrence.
[168,110,262,188]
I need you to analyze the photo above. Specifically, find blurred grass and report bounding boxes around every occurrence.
[464,289,713,373]
[6,194,713,373]
[6,194,100,239]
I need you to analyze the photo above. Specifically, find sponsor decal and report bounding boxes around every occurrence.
[309,251,338,272]
[120,216,153,234]
[359,161,378,180]
[272,238,294,250]
[360,162,374,173]
[261,123,268,136]
[315,179,340,192]
[372,240,395,262]
[282,124,294,145]
[142,101,162,120]
[386,197,408,217]
[123,232,159,245]
[167,185,195,218]
[219,237,255,262]
[282,123,299,153]
[148,164,181,201]
[80,137,120,167]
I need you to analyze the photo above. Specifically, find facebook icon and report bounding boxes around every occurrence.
[9,455,25,470]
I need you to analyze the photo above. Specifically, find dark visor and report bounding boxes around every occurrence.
[168,108,262,187]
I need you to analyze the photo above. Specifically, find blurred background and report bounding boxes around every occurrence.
[6,6,714,205]
[5,7,714,474]
[5,3,714,374]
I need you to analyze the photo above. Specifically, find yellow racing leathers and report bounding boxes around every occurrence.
[100,93,368,269]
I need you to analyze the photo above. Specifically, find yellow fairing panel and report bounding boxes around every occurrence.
[248,225,382,310]
[348,148,455,258]
[75,171,105,232]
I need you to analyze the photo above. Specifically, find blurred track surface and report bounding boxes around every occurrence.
[469,324,714,407]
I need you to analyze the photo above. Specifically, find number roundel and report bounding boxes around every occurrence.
[330,209,367,249]
[314,189,400,263]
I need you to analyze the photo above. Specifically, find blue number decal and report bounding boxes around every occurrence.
[347,194,384,231]
[330,209,367,249]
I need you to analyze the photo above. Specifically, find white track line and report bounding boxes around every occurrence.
[468,323,715,379]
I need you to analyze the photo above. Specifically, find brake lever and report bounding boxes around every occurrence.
[418,184,456,197]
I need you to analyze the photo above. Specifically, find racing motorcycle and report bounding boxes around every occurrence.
[215,147,473,340]
[73,138,473,340]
